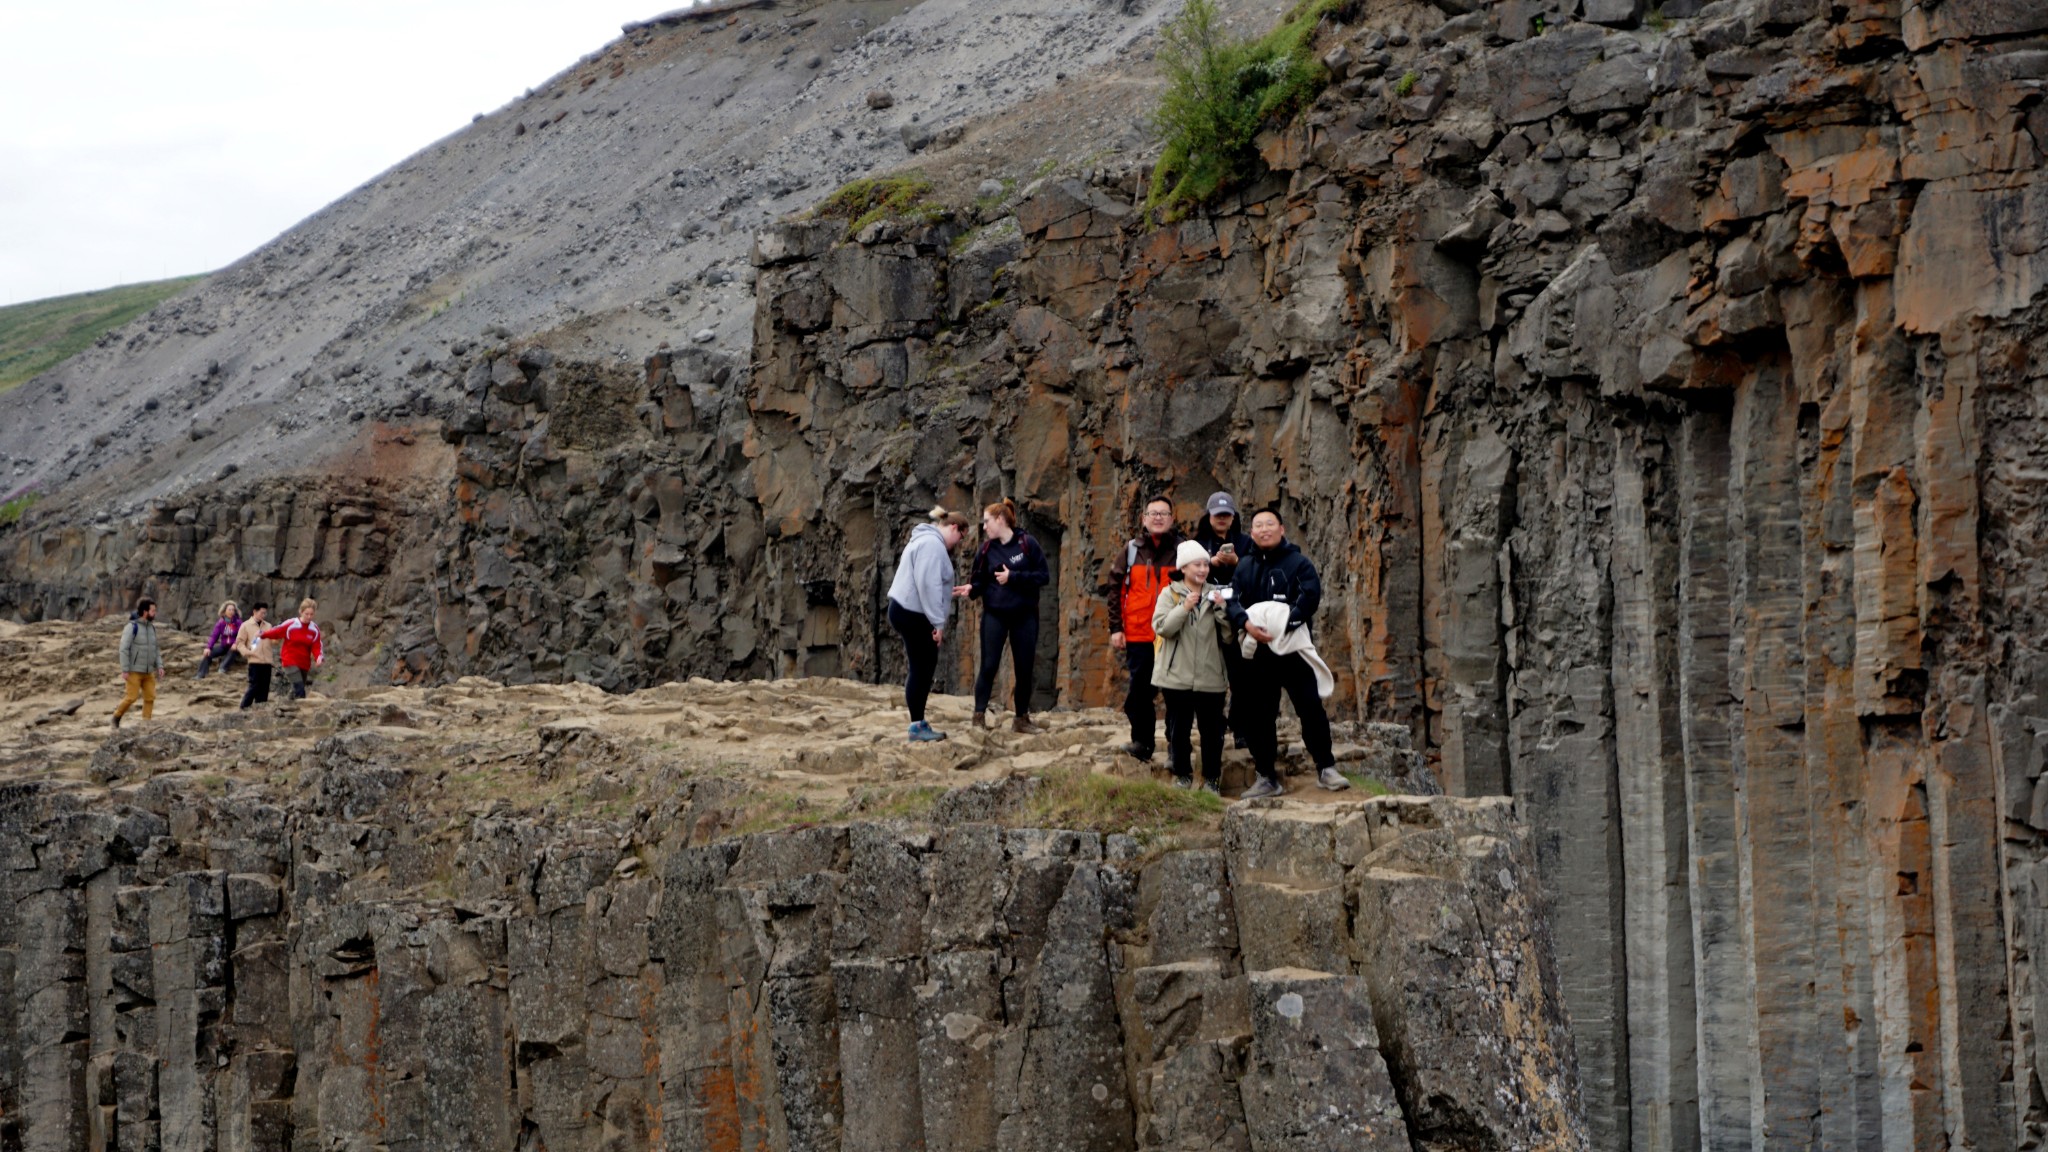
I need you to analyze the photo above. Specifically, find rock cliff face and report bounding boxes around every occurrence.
[0,772,1577,1152]
[6,0,2048,1148]
[732,3,2048,1149]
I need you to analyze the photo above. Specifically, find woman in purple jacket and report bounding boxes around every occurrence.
[197,600,242,678]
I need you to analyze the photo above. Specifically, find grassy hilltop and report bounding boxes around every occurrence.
[0,276,204,392]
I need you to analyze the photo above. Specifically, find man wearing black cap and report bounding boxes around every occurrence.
[1193,491,1254,560]
[1193,491,1255,745]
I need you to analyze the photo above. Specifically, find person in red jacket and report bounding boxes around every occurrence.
[1102,495,1186,761]
[261,597,324,700]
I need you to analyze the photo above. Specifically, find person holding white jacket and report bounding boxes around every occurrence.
[1226,508,1348,796]
[886,506,970,742]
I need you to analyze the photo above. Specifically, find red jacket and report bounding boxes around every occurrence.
[261,620,323,670]
[1104,531,1185,644]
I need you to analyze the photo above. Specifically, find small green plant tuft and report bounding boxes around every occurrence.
[1019,768,1225,837]
[1148,0,1349,218]
[1341,772,1395,797]
[849,784,948,822]
[732,792,820,837]
[1644,5,1669,29]
[1393,71,1419,97]
[818,173,944,238]
[0,490,38,528]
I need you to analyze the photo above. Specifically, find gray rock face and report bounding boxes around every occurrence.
[0,777,1578,1152]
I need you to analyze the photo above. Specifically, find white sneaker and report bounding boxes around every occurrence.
[1240,776,1284,800]
[1316,767,1352,792]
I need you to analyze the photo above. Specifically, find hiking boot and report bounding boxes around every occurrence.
[110,713,122,730]
[1120,742,1154,762]
[972,712,989,729]
[1170,775,1193,790]
[1240,776,1284,800]
[908,721,948,743]
[1012,715,1043,736]
[1316,767,1353,792]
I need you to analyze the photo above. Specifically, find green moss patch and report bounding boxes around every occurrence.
[817,173,946,237]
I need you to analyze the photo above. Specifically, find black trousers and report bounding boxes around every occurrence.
[1163,688,1226,782]
[889,600,939,723]
[285,665,310,700]
[241,663,272,709]
[974,605,1039,715]
[1222,639,1250,741]
[1124,642,1159,753]
[1239,647,1335,780]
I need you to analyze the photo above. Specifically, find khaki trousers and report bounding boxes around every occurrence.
[114,672,157,720]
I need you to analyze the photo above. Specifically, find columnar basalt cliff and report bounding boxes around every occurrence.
[730,2,2048,1145]
[4,0,2048,1148]
[0,767,1577,1152]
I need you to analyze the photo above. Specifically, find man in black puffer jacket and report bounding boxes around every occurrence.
[1226,508,1344,797]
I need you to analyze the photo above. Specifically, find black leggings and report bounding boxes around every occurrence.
[240,663,272,709]
[888,600,939,723]
[1163,688,1226,782]
[973,605,1039,715]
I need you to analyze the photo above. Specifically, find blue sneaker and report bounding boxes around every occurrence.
[908,721,948,743]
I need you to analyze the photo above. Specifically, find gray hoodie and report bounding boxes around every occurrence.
[887,523,957,630]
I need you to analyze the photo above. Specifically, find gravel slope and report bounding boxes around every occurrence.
[0,0,1190,516]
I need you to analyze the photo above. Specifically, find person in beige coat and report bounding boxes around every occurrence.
[1151,540,1234,792]
[234,603,274,709]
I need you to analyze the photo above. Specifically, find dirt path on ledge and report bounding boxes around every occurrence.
[0,619,1430,829]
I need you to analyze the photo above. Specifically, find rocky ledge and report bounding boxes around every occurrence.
[0,764,1576,1152]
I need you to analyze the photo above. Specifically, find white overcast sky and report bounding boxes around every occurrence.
[0,2,653,306]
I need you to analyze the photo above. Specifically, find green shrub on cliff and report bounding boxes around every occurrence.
[1148,0,1346,218]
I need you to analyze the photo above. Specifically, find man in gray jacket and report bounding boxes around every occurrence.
[113,597,165,728]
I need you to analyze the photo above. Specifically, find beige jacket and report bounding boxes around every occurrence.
[234,619,275,665]
[1150,581,1232,693]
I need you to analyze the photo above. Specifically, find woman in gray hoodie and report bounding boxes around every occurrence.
[886,507,969,741]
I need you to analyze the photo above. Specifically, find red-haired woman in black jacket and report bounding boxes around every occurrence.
[967,499,1051,734]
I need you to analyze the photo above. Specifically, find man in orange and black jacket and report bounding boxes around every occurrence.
[1103,495,1186,761]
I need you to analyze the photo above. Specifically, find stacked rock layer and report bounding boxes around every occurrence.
[0,771,1577,1152]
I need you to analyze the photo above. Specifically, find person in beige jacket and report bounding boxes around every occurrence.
[1151,540,1234,792]
[234,603,274,709]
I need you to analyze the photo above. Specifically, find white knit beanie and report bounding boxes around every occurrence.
[1175,540,1211,570]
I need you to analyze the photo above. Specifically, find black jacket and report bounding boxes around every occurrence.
[969,531,1050,614]
[1193,522,1254,559]
[1227,539,1322,633]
